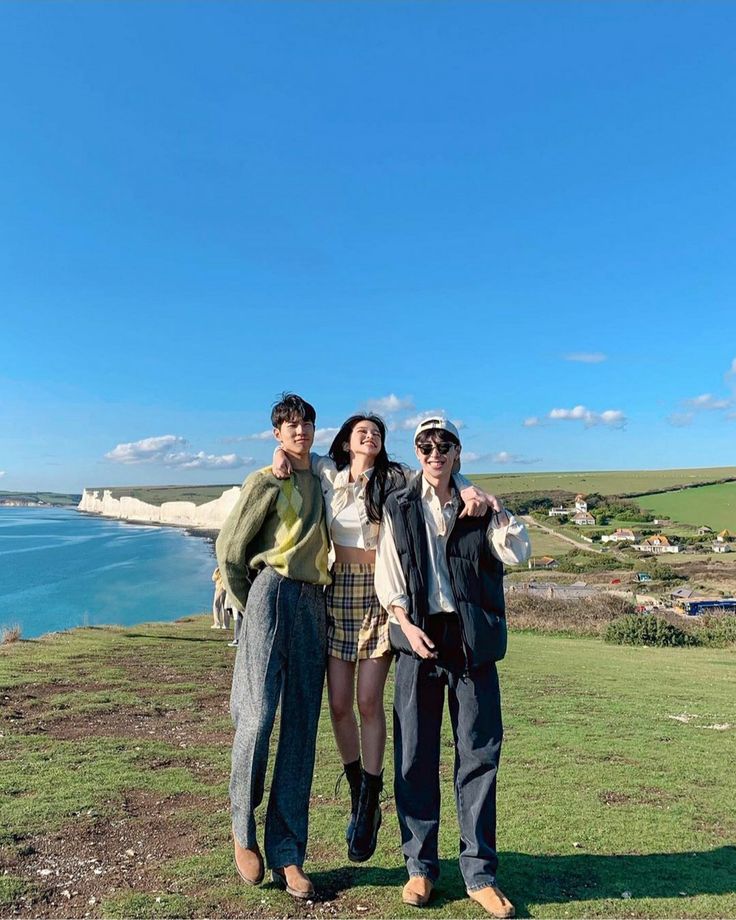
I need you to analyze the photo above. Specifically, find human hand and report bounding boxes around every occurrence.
[403,623,438,659]
[272,449,292,480]
[459,485,489,518]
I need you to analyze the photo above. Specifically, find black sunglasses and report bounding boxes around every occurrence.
[417,442,455,456]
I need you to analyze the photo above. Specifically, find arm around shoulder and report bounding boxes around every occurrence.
[487,510,532,566]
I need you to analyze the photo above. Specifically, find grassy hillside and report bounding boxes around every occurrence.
[637,482,736,532]
[0,491,81,507]
[470,467,736,498]
[1,617,735,918]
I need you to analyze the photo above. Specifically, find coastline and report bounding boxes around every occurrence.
[76,486,240,531]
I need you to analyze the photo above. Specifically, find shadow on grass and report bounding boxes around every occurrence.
[310,848,736,914]
[120,633,230,644]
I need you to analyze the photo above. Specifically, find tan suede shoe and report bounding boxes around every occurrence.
[402,876,434,907]
[468,885,515,918]
[272,865,315,900]
[233,835,264,886]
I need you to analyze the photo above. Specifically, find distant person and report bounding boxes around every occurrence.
[376,417,531,917]
[272,414,494,863]
[211,567,228,629]
[216,393,330,901]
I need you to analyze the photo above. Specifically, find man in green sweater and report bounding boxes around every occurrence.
[216,393,330,900]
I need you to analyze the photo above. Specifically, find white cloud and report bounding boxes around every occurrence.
[224,429,274,442]
[523,416,541,428]
[0,470,5,478]
[684,393,732,411]
[313,427,340,447]
[548,405,627,429]
[667,412,695,428]
[164,451,252,470]
[105,435,186,464]
[727,358,736,378]
[105,435,252,470]
[398,410,465,431]
[461,451,540,466]
[563,352,607,364]
[362,394,415,415]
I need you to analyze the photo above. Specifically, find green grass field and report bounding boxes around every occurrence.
[636,482,736,532]
[0,491,81,507]
[471,467,736,498]
[1,617,735,918]
[90,485,241,506]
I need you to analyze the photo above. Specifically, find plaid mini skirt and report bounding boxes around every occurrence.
[325,563,390,661]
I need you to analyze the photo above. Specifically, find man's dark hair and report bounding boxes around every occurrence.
[271,392,317,428]
[415,428,460,448]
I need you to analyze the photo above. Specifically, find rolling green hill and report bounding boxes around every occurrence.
[636,481,736,532]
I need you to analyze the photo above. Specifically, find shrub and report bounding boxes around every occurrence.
[605,614,696,647]
[506,591,635,637]
[693,614,736,648]
[556,550,633,573]
[1,625,21,645]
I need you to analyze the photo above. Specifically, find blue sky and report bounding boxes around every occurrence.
[1,1,735,492]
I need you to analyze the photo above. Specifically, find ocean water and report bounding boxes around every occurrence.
[0,507,216,639]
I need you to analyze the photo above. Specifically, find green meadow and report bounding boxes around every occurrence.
[636,482,736,533]
[1,617,735,918]
[471,467,736,499]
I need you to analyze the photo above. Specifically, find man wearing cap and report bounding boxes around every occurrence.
[375,417,531,917]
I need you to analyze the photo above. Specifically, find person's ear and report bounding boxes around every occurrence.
[273,426,282,444]
[452,445,461,474]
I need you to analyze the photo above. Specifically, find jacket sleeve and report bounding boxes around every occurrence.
[215,471,276,611]
[375,513,410,613]
[486,511,532,566]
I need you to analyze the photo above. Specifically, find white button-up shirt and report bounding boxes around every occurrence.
[375,477,531,615]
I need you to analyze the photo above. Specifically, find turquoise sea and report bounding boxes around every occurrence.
[0,507,215,639]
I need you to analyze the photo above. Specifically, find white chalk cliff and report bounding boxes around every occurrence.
[77,487,240,530]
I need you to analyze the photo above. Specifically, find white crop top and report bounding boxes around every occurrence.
[330,497,366,549]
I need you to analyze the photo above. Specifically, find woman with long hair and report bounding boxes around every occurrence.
[273,413,489,863]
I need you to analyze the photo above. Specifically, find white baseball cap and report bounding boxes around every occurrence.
[413,416,461,444]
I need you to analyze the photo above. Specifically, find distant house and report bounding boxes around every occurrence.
[653,518,671,526]
[713,542,731,554]
[697,525,713,535]
[572,511,595,526]
[548,506,568,517]
[671,587,694,602]
[716,529,732,543]
[574,494,588,513]
[635,534,680,555]
[528,555,559,570]
[601,528,636,543]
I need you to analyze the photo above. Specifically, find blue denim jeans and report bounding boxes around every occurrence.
[393,613,503,890]
[230,567,327,868]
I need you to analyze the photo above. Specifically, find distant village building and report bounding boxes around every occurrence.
[548,505,568,517]
[574,494,588,512]
[635,534,680,555]
[697,526,713,535]
[528,556,559,570]
[713,543,731,554]
[716,529,732,543]
[601,528,636,543]
[653,518,671,526]
[572,510,595,526]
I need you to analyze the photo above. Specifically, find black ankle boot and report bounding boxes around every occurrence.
[348,769,383,862]
[342,759,362,843]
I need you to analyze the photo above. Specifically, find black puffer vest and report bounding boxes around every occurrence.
[385,477,507,670]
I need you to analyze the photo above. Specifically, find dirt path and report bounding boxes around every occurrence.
[522,515,605,554]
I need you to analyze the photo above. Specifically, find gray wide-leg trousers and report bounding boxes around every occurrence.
[230,567,327,868]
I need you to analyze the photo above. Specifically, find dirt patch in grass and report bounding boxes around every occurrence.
[1,791,207,918]
[44,702,231,748]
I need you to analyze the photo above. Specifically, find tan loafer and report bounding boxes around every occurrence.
[272,865,315,900]
[233,834,264,886]
[402,876,433,907]
[468,885,515,918]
